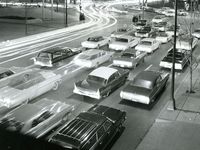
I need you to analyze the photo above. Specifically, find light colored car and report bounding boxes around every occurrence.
[120,68,169,104]
[0,98,74,138]
[134,19,148,30]
[152,22,169,32]
[111,28,132,38]
[152,15,168,23]
[109,35,140,51]
[73,49,114,68]
[0,69,62,112]
[176,36,198,51]
[135,26,154,38]
[156,32,172,43]
[192,28,200,38]
[81,36,110,49]
[177,9,188,16]
[113,49,146,68]
[135,38,160,53]
[74,66,129,99]
[164,9,175,17]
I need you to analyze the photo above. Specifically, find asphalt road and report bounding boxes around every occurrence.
[0,2,200,150]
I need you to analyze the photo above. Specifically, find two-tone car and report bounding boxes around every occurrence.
[73,49,114,68]
[73,66,129,99]
[0,68,62,112]
[152,15,168,23]
[113,49,146,68]
[33,46,81,67]
[155,31,172,43]
[159,48,189,70]
[49,104,126,150]
[134,19,147,29]
[0,98,74,138]
[135,26,155,38]
[192,28,200,39]
[152,21,169,32]
[176,36,198,51]
[109,35,140,51]
[135,38,160,53]
[120,68,169,104]
[81,36,110,49]
[111,28,132,38]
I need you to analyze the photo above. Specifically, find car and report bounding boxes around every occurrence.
[177,9,188,16]
[135,26,155,38]
[159,48,189,70]
[166,24,183,37]
[49,104,126,150]
[73,66,129,99]
[111,28,132,38]
[134,19,148,29]
[192,28,200,38]
[164,9,175,17]
[0,68,62,112]
[81,36,111,49]
[0,98,74,138]
[73,49,114,68]
[152,21,169,32]
[155,31,172,43]
[152,15,168,23]
[176,35,198,51]
[33,46,81,67]
[120,68,169,104]
[135,38,160,53]
[109,35,140,51]
[113,49,146,68]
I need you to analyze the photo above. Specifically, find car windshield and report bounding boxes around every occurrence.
[87,75,106,85]
[140,41,152,46]
[76,54,94,60]
[131,78,153,89]
[0,118,24,131]
[38,52,51,59]
[122,53,135,58]
[115,38,128,42]
[87,37,101,42]
[0,70,14,80]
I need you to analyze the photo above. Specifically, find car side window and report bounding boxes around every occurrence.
[103,120,112,131]
[97,126,105,139]
[53,52,62,59]
[82,134,97,150]
[108,74,115,83]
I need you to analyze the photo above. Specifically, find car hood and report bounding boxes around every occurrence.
[123,84,152,97]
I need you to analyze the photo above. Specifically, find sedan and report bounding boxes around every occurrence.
[111,28,132,38]
[135,38,160,53]
[120,68,169,104]
[73,49,114,68]
[134,19,147,29]
[152,22,168,32]
[135,26,154,38]
[164,9,175,17]
[160,48,189,70]
[109,35,140,51]
[176,36,198,51]
[33,46,81,67]
[0,98,74,138]
[0,68,62,112]
[192,28,200,38]
[113,49,146,68]
[156,32,172,43]
[81,36,110,49]
[177,9,188,16]
[73,66,129,99]
[152,15,168,23]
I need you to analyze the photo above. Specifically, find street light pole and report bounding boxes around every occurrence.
[25,2,28,35]
[51,0,54,20]
[142,0,144,19]
[65,0,68,27]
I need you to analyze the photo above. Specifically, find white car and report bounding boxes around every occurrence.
[164,9,175,17]
[178,9,188,16]
[152,22,169,32]
[81,36,110,49]
[176,36,198,51]
[192,28,200,38]
[0,69,62,112]
[152,15,168,23]
[135,38,160,53]
[73,49,114,68]
[156,32,172,43]
[109,35,140,51]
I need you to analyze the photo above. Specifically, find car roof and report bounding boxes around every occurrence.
[136,70,160,83]
[89,66,118,80]
[141,38,154,42]
[116,35,133,39]
[41,47,69,54]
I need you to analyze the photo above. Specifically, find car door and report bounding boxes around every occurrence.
[106,72,121,92]
[52,51,62,64]
[151,76,162,100]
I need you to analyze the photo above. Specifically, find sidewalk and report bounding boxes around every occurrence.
[136,64,200,149]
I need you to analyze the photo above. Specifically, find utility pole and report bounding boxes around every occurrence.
[171,0,178,110]
[65,0,68,27]
[42,0,45,20]
[51,0,54,20]
[142,0,144,19]
[25,2,28,35]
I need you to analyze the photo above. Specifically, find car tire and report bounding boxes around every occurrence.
[53,81,59,90]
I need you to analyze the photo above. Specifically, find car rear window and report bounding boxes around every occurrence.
[87,75,106,85]
[115,38,128,43]
[140,41,152,46]
[131,79,153,89]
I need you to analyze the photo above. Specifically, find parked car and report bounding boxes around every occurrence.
[152,15,168,23]
[176,36,198,51]
[177,9,188,16]
[111,28,132,38]
[0,98,74,138]
[73,49,114,68]
[0,68,62,112]
[33,47,81,67]
[73,66,129,99]
[135,38,160,53]
[81,36,111,49]
[160,48,189,70]
[134,19,148,29]
[192,28,200,38]
[109,35,140,51]
[152,21,169,32]
[113,49,146,68]
[135,26,155,38]
[155,31,172,43]
[164,9,175,17]
[120,68,169,104]
[49,104,126,150]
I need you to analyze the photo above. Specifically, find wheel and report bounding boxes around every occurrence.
[52,81,59,90]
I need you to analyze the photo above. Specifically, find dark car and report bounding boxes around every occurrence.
[134,19,147,29]
[33,47,81,67]
[73,66,129,99]
[120,68,169,104]
[49,105,126,150]
[159,48,189,70]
